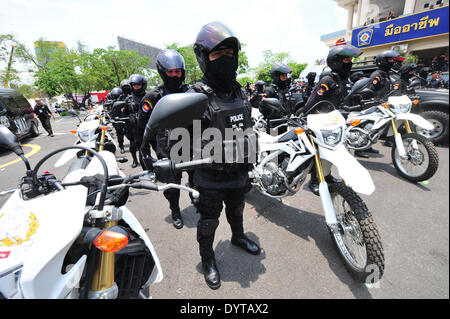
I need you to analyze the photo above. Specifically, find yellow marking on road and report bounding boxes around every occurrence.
[0,144,41,169]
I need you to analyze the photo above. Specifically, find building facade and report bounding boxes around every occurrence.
[117,36,162,70]
[321,0,449,67]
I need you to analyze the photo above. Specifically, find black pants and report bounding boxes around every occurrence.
[195,186,246,261]
[39,117,53,135]
[113,124,125,149]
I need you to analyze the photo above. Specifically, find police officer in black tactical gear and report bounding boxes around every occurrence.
[302,72,317,101]
[369,50,405,147]
[137,49,191,229]
[109,87,126,153]
[369,50,405,99]
[127,74,147,168]
[303,44,362,196]
[189,21,260,290]
[260,64,292,134]
[250,80,265,109]
[392,63,417,94]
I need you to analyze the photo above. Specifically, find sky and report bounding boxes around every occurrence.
[1,0,348,82]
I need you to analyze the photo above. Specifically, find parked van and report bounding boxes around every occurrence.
[0,88,40,140]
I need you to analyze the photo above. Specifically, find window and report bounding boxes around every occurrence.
[14,96,31,110]
[0,97,19,110]
[423,2,430,8]
[436,0,442,5]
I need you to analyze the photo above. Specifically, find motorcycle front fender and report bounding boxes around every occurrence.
[120,207,163,287]
[395,113,434,130]
[319,144,375,195]
[54,141,96,167]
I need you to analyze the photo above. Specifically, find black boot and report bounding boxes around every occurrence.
[325,174,343,184]
[231,234,261,255]
[364,147,379,154]
[383,140,394,147]
[355,150,370,158]
[202,258,221,290]
[171,210,183,229]
[308,173,320,196]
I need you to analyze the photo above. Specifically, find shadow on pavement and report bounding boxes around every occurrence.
[195,233,267,289]
[244,188,373,299]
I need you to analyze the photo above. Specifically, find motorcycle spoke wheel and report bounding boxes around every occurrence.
[329,183,384,283]
[392,133,439,182]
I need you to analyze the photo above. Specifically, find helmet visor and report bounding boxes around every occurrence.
[157,50,185,71]
[195,21,240,52]
[337,45,363,57]
[274,64,292,74]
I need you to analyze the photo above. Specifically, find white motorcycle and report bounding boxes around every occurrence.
[55,108,119,167]
[249,98,384,283]
[342,78,439,182]
[0,93,207,299]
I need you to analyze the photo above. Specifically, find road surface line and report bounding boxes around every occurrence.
[0,144,41,169]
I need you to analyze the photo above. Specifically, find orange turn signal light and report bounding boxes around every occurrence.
[413,100,420,105]
[100,126,108,131]
[382,103,390,108]
[70,130,77,134]
[93,230,128,253]
[294,128,305,134]
[350,119,361,126]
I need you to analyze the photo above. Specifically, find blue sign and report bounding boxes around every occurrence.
[351,6,449,49]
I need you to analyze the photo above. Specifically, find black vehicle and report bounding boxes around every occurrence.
[349,64,449,144]
[0,88,40,140]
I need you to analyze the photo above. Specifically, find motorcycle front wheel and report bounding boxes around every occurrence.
[391,133,439,182]
[329,182,384,283]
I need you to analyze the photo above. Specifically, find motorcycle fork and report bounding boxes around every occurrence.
[308,134,325,183]
[99,126,107,152]
[90,220,118,296]
[308,134,338,228]
[390,119,408,157]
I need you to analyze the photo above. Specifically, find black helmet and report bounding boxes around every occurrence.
[375,50,404,71]
[129,74,147,94]
[120,79,132,96]
[306,72,317,84]
[110,87,122,100]
[193,21,241,75]
[270,64,292,88]
[399,63,417,75]
[156,49,186,91]
[326,44,362,78]
[255,80,265,92]
[399,63,417,80]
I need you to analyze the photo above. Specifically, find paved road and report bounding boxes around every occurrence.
[0,117,448,299]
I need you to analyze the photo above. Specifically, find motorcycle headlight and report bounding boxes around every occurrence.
[391,102,412,114]
[321,127,342,148]
[78,130,91,142]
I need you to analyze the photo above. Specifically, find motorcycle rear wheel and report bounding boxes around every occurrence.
[391,133,439,182]
[329,182,384,283]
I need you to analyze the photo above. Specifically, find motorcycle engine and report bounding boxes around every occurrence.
[260,161,287,196]
[346,123,374,148]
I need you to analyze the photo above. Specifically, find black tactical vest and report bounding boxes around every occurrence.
[193,82,256,166]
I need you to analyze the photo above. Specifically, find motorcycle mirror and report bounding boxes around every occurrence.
[146,93,208,131]
[0,125,24,156]
[350,78,372,95]
[116,157,128,163]
[260,98,283,113]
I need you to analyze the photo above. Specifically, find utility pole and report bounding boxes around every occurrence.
[4,45,16,88]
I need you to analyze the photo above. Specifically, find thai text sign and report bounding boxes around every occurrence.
[351,6,449,49]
